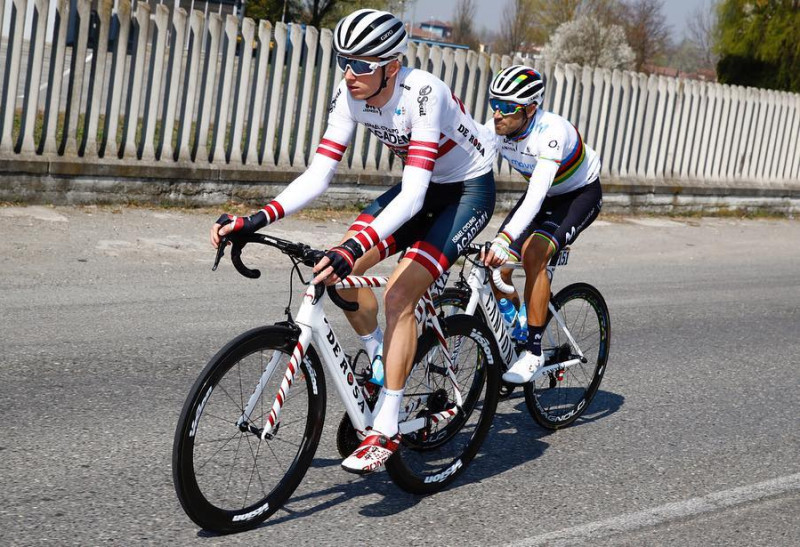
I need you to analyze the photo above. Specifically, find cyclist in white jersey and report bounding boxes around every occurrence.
[482,65,603,384]
[211,9,495,474]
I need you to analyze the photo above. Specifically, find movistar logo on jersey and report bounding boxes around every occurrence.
[533,122,549,135]
[509,158,535,172]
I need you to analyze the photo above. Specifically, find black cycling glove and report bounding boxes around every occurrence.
[216,211,268,236]
[323,238,364,279]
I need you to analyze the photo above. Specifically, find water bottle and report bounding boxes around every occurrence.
[368,342,384,386]
[513,302,528,343]
[498,298,518,329]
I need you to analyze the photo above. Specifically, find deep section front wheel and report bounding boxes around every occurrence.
[524,282,610,429]
[386,314,501,494]
[172,325,326,533]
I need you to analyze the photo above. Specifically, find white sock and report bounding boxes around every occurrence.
[358,326,384,362]
[372,387,404,438]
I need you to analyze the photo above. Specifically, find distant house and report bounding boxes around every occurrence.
[415,20,453,41]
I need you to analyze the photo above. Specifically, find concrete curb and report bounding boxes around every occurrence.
[1,158,798,214]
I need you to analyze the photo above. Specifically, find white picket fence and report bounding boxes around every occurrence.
[1,0,799,187]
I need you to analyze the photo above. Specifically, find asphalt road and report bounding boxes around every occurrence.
[1,206,799,546]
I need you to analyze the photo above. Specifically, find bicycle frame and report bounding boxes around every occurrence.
[461,249,587,380]
[238,275,465,441]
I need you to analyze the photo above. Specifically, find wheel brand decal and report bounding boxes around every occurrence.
[189,386,213,438]
[470,328,495,365]
[424,459,463,483]
[304,357,318,395]
[232,500,270,522]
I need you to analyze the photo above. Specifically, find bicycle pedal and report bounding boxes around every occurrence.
[556,368,565,382]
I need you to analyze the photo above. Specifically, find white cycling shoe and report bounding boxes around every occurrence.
[502,351,544,384]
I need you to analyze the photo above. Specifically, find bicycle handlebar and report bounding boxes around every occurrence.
[492,268,516,295]
[212,233,359,312]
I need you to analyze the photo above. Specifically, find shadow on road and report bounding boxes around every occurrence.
[195,388,624,537]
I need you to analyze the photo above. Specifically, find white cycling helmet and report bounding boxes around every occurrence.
[333,9,408,59]
[489,65,545,106]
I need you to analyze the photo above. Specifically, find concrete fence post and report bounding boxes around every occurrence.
[1,0,28,153]
[158,7,187,161]
[17,0,49,154]
[441,47,455,90]
[453,49,466,101]
[210,14,238,164]
[550,63,565,117]
[62,0,91,156]
[711,84,733,182]
[561,63,578,122]
[101,0,130,158]
[747,88,769,181]
[120,2,151,159]
[772,93,792,181]
[262,21,287,166]
[80,0,111,157]
[140,4,169,161]
[594,69,612,167]
[462,50,478,116]
[701,81,723,181]
[602,69,623,178]
[289,24,318,168]
[763,90,785,182]
[277,23,302,167]
[244,19,271,165]
[228,17,255,165]
[611,71,631,178]
[308,27,331,157]
[783,93,800,180]
[429,45,443,80]
[576,65,592,139]
[193,13,221,162]
[38,0,69,155]
[661,77,681,179]
[176,10,203,162]
[647,76,669,179]
[738,88,758,180]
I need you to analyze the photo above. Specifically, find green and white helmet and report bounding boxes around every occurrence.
[489,65,545,106]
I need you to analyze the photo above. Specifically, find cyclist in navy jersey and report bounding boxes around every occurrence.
[482,65,603,384]
[211,9,496,474]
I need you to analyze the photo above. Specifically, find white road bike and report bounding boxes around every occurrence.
[435,243,611,429]
[172,234,501,533]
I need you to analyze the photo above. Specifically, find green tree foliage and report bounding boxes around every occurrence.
[245,0,390,28]
[715,0,800,91]
[245,0,301,23]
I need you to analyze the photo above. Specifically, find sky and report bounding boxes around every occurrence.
[408,0,713,42]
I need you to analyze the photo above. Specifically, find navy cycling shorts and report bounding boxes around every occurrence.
[501,178,602,260]
[349,171,496,280]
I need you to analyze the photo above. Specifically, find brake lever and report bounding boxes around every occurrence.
[212,237,229,271]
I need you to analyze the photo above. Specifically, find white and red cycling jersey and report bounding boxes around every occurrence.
[257,66,494,255]
[486,109,601,244]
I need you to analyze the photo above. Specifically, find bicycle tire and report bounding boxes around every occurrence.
[523,282,610,429]
[172,324,326,533]
[385,314,501,494]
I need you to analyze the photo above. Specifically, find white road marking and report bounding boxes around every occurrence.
[505,472,800,546]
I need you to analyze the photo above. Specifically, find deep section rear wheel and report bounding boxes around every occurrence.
[386,314,501,494]
[172,325,326,533]
[524,283,610,429]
